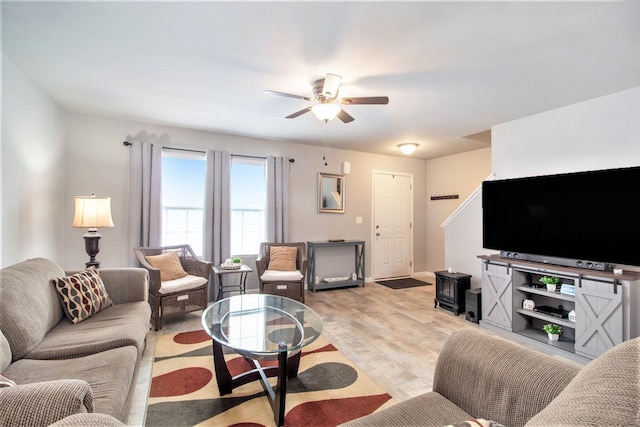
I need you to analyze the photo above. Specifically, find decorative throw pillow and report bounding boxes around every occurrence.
[0,374,16,387]
[267,246,298,271]
[52,267,113,324]
[447,419,505,427]
[145,252,188,281]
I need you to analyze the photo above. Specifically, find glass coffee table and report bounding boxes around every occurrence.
[202,294,323,426]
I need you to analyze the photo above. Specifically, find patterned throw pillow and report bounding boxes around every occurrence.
[52,267,113,324]
[447,419,505,427]
[0,374,16,387]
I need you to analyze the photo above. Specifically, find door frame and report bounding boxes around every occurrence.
[371,169,414,280]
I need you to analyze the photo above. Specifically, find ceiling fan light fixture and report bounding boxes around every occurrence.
[398,143,419,155]
[312,103,341,123]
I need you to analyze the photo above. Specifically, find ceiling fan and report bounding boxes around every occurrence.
[265,73,389,123]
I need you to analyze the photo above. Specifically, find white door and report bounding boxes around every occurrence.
[373,171,413,279]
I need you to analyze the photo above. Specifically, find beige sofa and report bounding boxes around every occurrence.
[342,328,640,427]
[0,258,151,426]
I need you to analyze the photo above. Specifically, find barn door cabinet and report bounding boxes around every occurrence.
[481,259,513,331]
[479,255,640,360]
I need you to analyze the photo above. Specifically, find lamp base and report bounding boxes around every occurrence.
[83,230,102,269]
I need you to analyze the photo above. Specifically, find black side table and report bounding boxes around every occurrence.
[434,271,472,315]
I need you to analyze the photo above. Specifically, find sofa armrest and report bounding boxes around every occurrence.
[49,413,125,427]
[0,379,94,426]
[432,329,581,427]
[96,268,149,305]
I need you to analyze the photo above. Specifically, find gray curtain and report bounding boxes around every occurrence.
[127,140,162,266]
[204,149,231,300]
[266,156,290,243]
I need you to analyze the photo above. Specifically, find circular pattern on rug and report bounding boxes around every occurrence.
[173,329,210,345]
[149,367,212,397]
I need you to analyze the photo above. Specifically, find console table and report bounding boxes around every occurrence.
[307,240,365,291]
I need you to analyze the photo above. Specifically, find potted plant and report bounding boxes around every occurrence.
[543,323,562,341]
[539,275,560,292]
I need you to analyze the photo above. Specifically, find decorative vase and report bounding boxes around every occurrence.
[546,284,557,292]
[548,333,560,341]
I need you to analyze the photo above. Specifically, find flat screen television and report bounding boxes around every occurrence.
[482,166,640,267]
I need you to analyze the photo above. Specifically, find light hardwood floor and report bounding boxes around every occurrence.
[126,277,483,426]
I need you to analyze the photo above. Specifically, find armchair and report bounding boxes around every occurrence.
[256,242,307,303]
[133,244,211,330]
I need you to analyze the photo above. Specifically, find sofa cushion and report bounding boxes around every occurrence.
[341,392,473,426]
[158,274,207,294]
[0,328,11,372]
[525,336,640,427]
[52,267,114,324]
[25,301,150,361]
[268,246,298,271]
[144,252,188,281]
[0,258,65,361]
[4,345,138,420]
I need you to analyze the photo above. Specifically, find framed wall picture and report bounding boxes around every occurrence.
[318,172,345,213]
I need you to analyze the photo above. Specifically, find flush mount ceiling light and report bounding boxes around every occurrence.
[398,143,419,155]
[311,103,342,123]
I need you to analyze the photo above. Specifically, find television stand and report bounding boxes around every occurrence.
[478,254,640,361]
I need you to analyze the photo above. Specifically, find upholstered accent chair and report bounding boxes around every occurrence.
[133,244,211,330]
[255,242,307,303]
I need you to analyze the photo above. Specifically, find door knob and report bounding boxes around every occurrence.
[376,232,380,237]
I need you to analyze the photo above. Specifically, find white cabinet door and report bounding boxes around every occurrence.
[481,261,513,331]
[574,278,623,359]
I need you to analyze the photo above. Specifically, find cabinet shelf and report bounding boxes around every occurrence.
[515,285,575,302]
[516,327,575,353]
[515,308,575,329]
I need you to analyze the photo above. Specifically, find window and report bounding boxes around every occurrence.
[230,156,267,255]
[161,149,206,255]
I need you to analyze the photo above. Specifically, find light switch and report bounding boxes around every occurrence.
[356,216,363,224]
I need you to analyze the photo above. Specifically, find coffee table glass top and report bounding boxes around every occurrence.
[202,294,323,359]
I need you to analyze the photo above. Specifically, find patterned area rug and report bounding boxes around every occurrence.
[375,278,432,289]
[145,329,394,426]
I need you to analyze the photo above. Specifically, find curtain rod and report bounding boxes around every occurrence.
[123,141,294,162]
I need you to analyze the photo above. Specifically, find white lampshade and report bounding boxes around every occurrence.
[398,143,419,155]
[312,103,341,122]
[73,195,114,229]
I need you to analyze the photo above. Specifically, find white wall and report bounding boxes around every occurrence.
[1,54,67,267]
[425,148,491,273]
[493,86,640,179]
[444,86,640,283]
[64,113,428,276]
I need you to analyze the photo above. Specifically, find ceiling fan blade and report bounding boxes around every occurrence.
[286,107,312,119]
[337,109,355,123]
[264,90,312,101]
[322,73,342,99]
[341,96,389,105]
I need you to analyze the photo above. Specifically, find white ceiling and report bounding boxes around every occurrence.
[3,1,640,159]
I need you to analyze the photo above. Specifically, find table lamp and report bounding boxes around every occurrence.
[73,194,114,268]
